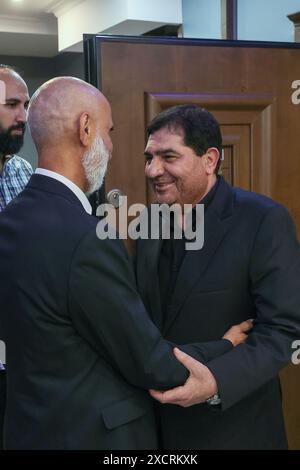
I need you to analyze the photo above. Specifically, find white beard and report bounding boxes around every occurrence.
[82,136,109,196]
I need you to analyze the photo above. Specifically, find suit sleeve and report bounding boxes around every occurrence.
[179,340,232,363]
[68,231,231,390]
[207,205,300,410]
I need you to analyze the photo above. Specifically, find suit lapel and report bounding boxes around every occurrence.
[163,178,235,335]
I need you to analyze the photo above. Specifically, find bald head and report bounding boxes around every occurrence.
[0,65,26,83]
[0,66,28,103]
[28,76,111,150]
[28,76,113,193]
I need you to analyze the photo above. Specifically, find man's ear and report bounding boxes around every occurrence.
[79,112,91,147]
[204,147,220,174]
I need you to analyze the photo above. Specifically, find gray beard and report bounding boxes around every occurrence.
[82,136,109,196]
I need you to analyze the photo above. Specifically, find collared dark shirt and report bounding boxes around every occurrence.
[158,177,220,324]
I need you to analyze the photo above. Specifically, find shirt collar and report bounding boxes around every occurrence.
[1,155,15,176]
[195,175,220,210]
[35,168,92,215]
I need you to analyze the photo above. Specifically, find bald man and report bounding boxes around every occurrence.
[0,65,32,210]
[0,77,250,449]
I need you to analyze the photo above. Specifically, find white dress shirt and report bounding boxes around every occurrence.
[35,168,92,215]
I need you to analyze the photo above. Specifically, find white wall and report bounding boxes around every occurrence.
[56,0,182,52]
[127,0,182,23]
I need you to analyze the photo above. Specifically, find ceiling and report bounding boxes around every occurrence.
[0,0,73,17]
[0,0,80,57]
[0,0,180,58]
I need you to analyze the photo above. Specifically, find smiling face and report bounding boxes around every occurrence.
[144,127,218,207]
[0,71,29,157]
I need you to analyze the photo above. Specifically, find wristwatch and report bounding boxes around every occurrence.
[206,393,221,406]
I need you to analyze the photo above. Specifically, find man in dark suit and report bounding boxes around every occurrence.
[135,104,300,449]
[0,79,250,449]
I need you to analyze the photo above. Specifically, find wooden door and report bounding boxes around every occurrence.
[84,35,300,448]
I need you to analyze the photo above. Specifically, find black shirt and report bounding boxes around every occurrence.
[158,177,220,325]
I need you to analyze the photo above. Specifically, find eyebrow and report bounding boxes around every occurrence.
[5,98,29,106]
[144,148,181,157]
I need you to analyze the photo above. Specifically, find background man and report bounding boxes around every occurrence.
[0,78,250,449]
[0,64,32,450]
[0,65,32,211]
[135,104,300,449]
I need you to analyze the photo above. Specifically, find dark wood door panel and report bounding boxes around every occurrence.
[221,125,251,189]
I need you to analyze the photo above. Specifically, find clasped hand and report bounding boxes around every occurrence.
[149,319,253,407]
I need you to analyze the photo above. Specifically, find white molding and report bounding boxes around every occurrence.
[46,0,85,17]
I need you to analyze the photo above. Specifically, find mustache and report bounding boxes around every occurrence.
[9,123,25,134]
[152,179,175,184]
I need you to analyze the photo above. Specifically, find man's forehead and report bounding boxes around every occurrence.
[146,128,184,149]
[0,72,28,99]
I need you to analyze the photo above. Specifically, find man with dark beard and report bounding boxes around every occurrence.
[0,65,32,450]
[0,65,32,212]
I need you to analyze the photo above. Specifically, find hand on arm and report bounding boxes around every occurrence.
[222,319,253,346]
[149,347,218,407]
[149,319,253,407]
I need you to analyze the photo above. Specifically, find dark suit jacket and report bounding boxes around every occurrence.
[135,177,300,449]
[0,174,231,450]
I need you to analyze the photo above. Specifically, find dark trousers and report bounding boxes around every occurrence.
[0,371,6,450]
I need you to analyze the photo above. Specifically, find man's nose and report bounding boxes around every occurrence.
[16,106,27,124]
[146,156,164,178]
